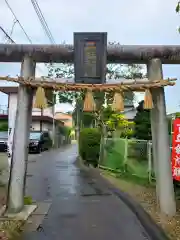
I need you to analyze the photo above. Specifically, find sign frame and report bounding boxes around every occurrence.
[74,32,107,84]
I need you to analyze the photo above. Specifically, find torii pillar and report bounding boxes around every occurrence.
[147,58,176,216]
[6,55,36,213]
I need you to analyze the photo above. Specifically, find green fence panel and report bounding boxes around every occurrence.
[101,138,126,170]
[100,138,153,181]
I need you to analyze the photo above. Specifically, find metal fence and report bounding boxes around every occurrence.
[99,138,155,182]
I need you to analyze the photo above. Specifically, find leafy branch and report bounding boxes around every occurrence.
[176,1,180,33]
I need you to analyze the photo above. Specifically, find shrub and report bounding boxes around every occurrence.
[79,128,101,167]
[0,121,8,131]
[58,125,72,144]
[24,196,33,205]
[58,125,71,136]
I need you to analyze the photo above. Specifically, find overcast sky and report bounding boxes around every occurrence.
[0,0,180,113]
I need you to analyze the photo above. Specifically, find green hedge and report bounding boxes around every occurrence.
[58,125,72,144]
[58,125,71,136]
[79,128,101,167]
[0,120,8,131]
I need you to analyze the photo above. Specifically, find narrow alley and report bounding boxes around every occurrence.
[22,144,150,240]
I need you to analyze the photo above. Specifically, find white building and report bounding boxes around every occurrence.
[123,106,137,121]
[0,86,137,133]
[0,86,63,136]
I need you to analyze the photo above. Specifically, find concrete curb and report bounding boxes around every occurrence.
[110,188,169,240]
[75,156,92,171]
[76,157,169,240]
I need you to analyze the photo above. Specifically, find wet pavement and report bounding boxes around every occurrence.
[22,144,150,240]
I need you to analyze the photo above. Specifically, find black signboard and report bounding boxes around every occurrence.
[74,32,107,84]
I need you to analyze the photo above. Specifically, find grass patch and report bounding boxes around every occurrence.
[99,164,155,187]
[24,196,33,205]
[0,196,33,239]
[117,172,152,186]
[0,220,24,239]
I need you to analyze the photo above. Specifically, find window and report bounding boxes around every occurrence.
[29,132,41,140]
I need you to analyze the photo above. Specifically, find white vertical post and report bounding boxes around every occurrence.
[124,138,128,164]
[147,59,176,216]
[6,55,36,213]
[52,104,55,147]
[7,109,16,167]
[147,141,152,183]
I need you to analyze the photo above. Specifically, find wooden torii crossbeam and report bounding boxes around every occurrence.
[0,44,180,63]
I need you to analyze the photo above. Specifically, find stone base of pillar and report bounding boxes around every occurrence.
[1,205,37,221]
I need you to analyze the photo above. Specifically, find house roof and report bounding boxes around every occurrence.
[0,114,64,125]
[55,112,72,121]
[123,107,136,113]
[55,112,72,116]
[0,86,18,95]
[32,115,60,124]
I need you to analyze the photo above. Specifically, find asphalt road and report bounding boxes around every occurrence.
[22,144,150,240]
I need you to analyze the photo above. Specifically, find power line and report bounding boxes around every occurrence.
[0,26,45,75]
[31,0,55,44]
[0,26,15,43]
[9,19,18,38]
[31,0,55,43]
[3,0,47,75]
[4,0,32,43]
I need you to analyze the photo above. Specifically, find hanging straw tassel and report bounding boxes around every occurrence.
[112,92,124,112]
[45,89,53,104]
[83,90,96,112]
[143,89,154,109]
[33,86,48,109]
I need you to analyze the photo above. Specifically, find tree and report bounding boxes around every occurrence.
[103,106,134,138]
[72,110,95,128]
[176,2,180,33]
[47,63,78,104]
[106,63,144,105]
[47,45,145,106]
[106,113,131,130]
[176,2,180,13]
[47,44,145,134]
[133,100,152,140]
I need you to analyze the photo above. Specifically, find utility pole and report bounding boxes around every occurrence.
[52,93,56,147]
[52,104,55,147]
[75,99,81,142]
[40,108,43,132]
[47,94,56,148]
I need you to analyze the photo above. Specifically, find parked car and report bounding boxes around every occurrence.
[29,131,52,154]
[0,131,8,152]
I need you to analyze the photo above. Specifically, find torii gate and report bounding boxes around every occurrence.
[0,32,178,217]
